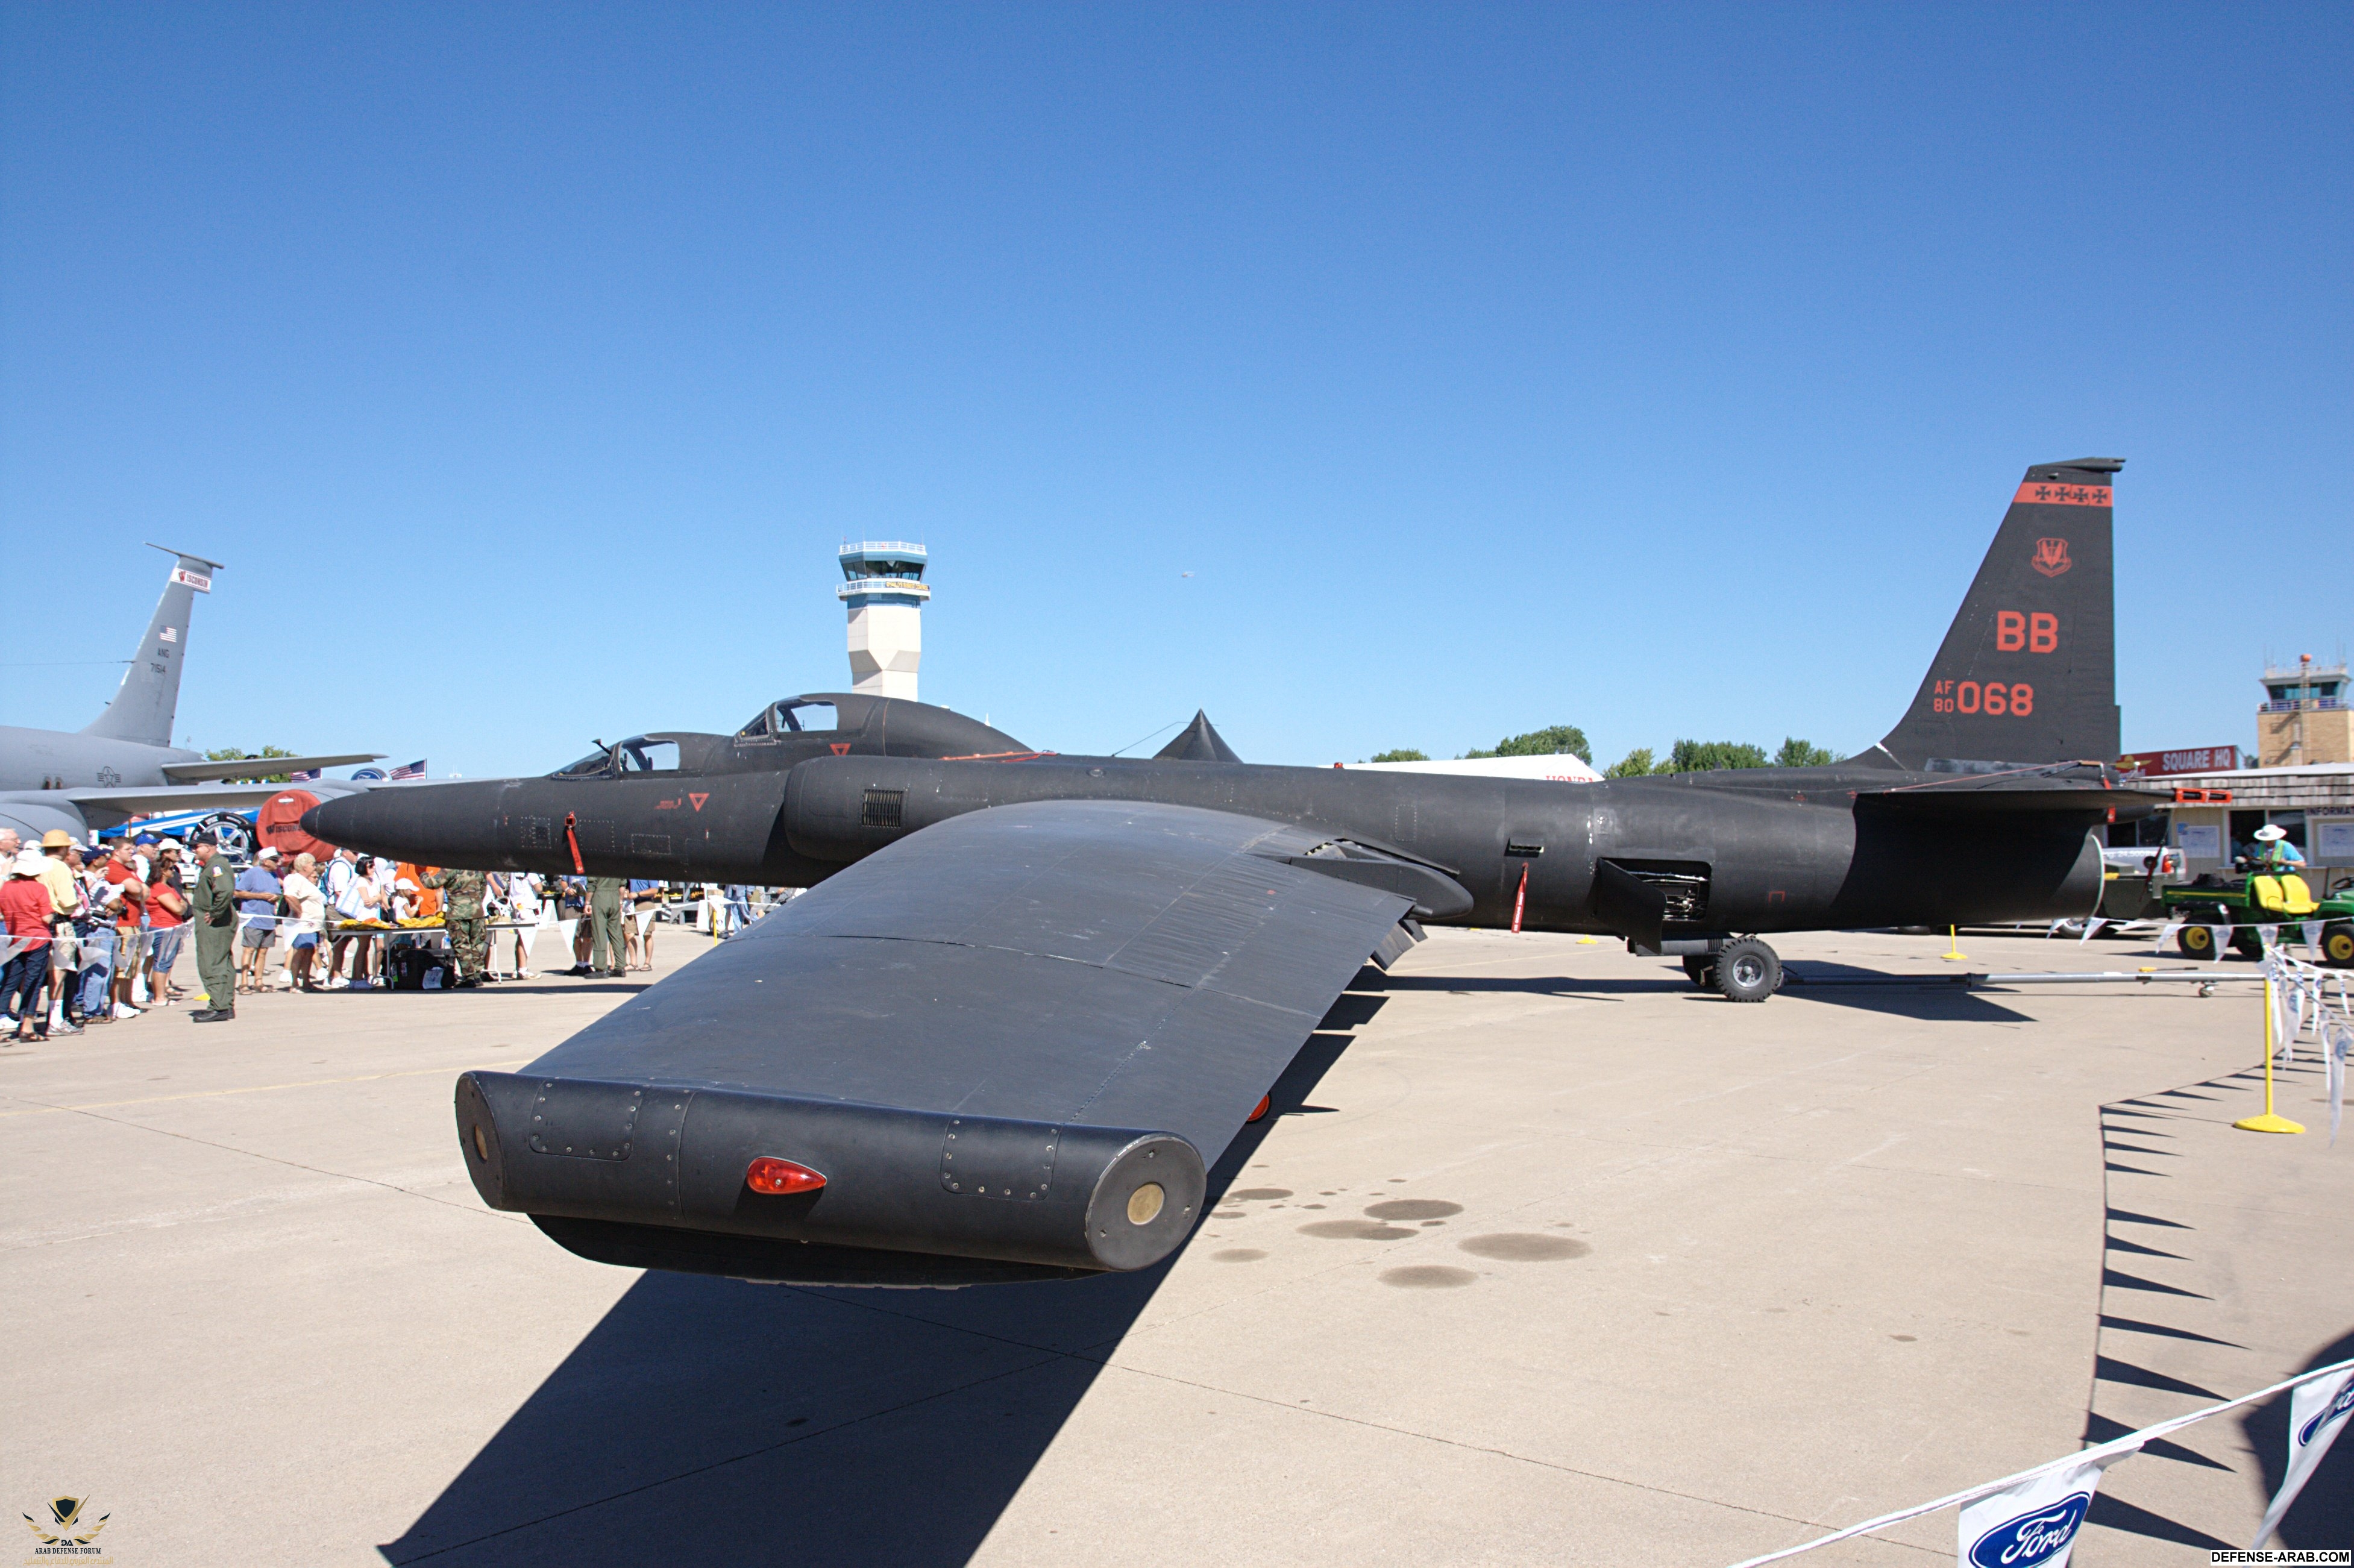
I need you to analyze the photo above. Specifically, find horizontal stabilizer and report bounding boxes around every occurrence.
[1856,775,2171,818]
[159,753,385,783]
[64,779,372,817]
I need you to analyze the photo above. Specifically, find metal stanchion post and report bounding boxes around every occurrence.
[2234,968,2305,1134]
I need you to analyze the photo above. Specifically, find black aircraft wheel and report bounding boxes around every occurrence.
[2322,923,2354,969]
[1714,939,1780,1003]
[2175,924,2215,960]
[1681,955,1717,989]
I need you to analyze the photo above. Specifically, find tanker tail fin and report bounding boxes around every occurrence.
[81,545,222,748]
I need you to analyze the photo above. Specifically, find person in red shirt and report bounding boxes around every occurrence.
[102,842,150,1014]
[2,851,58,1041]
[145,842,190,1004]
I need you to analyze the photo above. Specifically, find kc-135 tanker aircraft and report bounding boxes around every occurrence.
[0,545,382,845]
[309,457,2170,1288]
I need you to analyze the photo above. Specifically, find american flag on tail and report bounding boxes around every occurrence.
[389,759,427,780]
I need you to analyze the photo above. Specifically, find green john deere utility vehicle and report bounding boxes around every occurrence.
[2163,865,2354,965]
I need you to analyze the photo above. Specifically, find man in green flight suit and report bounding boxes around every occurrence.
[187,835,240,1023]
[425,865,489,987]
[586,874,626,978]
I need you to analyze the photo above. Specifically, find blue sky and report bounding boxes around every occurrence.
[4,4,2347,774]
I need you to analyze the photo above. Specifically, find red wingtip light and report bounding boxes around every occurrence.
[745,1156,827,1196]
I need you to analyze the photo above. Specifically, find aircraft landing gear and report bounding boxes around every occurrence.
[1714,938,1781,1003]
[1681,955,1717,990]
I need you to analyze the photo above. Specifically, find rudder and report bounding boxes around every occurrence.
[1860,459,2121,771]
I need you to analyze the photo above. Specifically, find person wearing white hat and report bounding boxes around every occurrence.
[2251,823,2306,870]
[36,831,84,1035]
[2,850,58,1042]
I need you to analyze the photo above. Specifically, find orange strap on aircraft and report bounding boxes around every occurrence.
[1511,861,1529,935]
[564,812,584,873]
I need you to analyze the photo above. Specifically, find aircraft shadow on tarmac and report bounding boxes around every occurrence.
[1383,962,2032,1021]
[2080,1069,2349,1552]
[1774,961,2032,1022]
[378,1003,1377,1567]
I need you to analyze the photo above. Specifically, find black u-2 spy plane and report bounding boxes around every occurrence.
[311,457,2167,1288]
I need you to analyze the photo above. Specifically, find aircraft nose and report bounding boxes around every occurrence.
[303,782,504,867]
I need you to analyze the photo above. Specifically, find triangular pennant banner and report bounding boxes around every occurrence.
[1959,1452,2129,1568]
[2251,1366,2354,1548]
[2326,1019,2349,1147]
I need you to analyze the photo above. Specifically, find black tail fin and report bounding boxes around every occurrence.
[81,544,221,748]
[1859,459,2121,771]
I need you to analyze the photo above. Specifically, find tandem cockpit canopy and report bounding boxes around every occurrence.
[736,699,840,739]
[550,736,690,777]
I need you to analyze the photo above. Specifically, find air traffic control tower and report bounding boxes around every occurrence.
[838,541,929,699]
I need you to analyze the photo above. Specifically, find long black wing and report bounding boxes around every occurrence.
[456,800,1414,1284]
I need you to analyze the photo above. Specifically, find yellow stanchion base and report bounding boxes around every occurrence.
[1939,925,1968,962]
[2233,1112,2306,1135]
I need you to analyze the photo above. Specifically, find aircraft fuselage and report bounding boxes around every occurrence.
[316,750,2129,944]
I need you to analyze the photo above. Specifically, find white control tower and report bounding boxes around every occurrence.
[838,541,929,699]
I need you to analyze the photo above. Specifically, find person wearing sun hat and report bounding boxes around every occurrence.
[34,832,84,1032]
[2251,823,2306,871]
[1,850,58,1042]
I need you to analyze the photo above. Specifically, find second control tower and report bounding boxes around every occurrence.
[838,541,929,699]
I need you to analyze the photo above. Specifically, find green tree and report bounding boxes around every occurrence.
[1774,737,1838,768]
[204,744,299,783]
[1368,748,1429,763]
[1660,739,1771,773]
[1604,747,1656,778]
[1463,724,1592,763]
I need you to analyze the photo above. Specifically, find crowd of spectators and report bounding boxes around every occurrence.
[1,822,770,1041]
[1,827,196,1041]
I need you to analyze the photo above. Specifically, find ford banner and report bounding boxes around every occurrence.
[2252,1364,2354,1548]
[1957,1454,2121,1568]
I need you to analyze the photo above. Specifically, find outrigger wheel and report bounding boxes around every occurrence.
[1714,938,1781,1003]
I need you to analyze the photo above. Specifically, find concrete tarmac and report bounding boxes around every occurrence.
[3,925,2347,1566]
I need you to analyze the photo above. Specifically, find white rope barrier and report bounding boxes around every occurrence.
[1726,1357,2354,1566]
